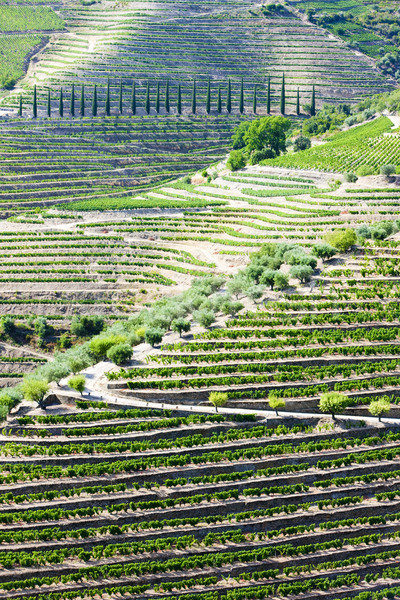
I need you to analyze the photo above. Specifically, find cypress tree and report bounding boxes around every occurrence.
[165,80,170,113]
[191,79,196,114]
[217,85,222,113]
[206,77,211,114]
[70,83,75,117]
[92,84,97,117]
[119,80,123,114]
[131,81,136,115]
[226,78,231,113]
[280,73,285,115]
[177,83,181,114]
[59,87,63,117]
[18,95,22,117]
[155,81,160,113]
[145,81,150,114]
[296,87,300,116]
[266,76,271,114]
[310,85,316,116]
[252,85,257,114]
[33,85,37,119]
[80,85,85,117]
[105,78,110,116]
[47,88,51,118]
[239,78,244,114]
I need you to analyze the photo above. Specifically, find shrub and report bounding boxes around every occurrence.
[312,243,336,261]
[171,318,191,337]
[227,150,246,171]
[71,316,104,338]
[324,228,357,252]
[268,393,286,415]
[319,392,348,418]
[369,398,391,421]
[145,327,165,347]
[380,164,396,176]
[89,335,125,358]
[274,272,289,290]
[293,136,311,152]
[290,264,313,283]
[21,378,49,407]
[209,392,228,412]
[356,165,374,176]
[193,309,215,329]
[68,375,86,395]
[344,172,358,183]
[107,343,133,365]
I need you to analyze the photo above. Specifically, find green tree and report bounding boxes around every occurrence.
[227,149,246,171]
[107,343,133,365]
[92,84,97,117]
[244,115,290,162]
[68,375,86,396]
[260,269,277,290]
[177,83,182,114]
[310,85,316,116]
[324,228,357,252]
[105,78,110,116]
[145,327,164,347]
[280,73,285,114]
[369,398,391,421]
[71,315,104,338]
[268,393,285,415]
[226,78,231,113]
[290,264,313,283]
[217,85,222,113]
[206,77,211,114]
[70,83,75,116]
[293,135,311,152]
[80,85,85,117]
[33,85,37,118]
[47,88,51,118]
[155,81,160,113]
[239,78,244,114]
[380,164,396,176]
[312,242,336,262]
[145,81,150,114]
[41,360,70,386]
[119,79,123,114]
[232,121,251,149]
[131,81,136,115]
[191,79,196,114]
[266,76,271,114]
[171,318,191,337]
[193,309,215,329]
[18,95,22,117]
[319,392,348,418]
[67,349,91,374]
[253,85,257,114]
[89,335,125,359]
[59,87,63,117]
[21,378,49,408]
[209,391,228,413]
[165,80,170,113]
[274,272,289,290]
[296,88,300,116]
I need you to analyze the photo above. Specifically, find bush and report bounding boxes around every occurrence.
[89,335,125,359]
[227,150,246,171]
[312,243,336,261]
[268,393,286,415]
[193,309,215,329]
[107,343,133,365]
[71,315,104,338]
[380,164,396,176]
[356,165,374,176]
[68,375,86,395]
[369,398,391,421]
[145,327,165,347]
[324,228,357,252]
[209,392,228,412]
[290,265,313,283]
[171,318,191,337]
[344,172,358,183]
[293,136,311,152]
[21,378,49,407]
[319,392,348,418]
[274,272,289,290]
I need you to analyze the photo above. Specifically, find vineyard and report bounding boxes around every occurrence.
[0,0,400,597]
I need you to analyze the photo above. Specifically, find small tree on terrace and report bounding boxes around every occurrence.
[324,228,357,252]
[227,149,246,171]
[42,360,70,386]
[107,343,133,365]
[319,392,348,419]
[268,393,285,416]
[274,272,289,290]
[244,116,290,162]
[68,375,86,396]
[145,327,165,347]
[194,309,215,329]
[290,264,313,283]
[380,164,396,177]
[312,242,336,262]
[260,269,277,290]
[209,391,228,413]
[171,318,191,337]
[369,398,391,422]
[21,378,49,408]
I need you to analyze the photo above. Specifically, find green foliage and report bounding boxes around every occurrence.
[89,335,126,358]
[171,318,191,337]
[193,309,215,328]
[344,172,358,183]
[290,264,313,283]
[21,378,49,406]
[209,391,228,412]
[227,150,246,171]
[68,375,86,395]
[357,164,374,176]
[268,393,286,414]
[244,116,290,163]
[312,242,336,261]
[319,391,348,417]
[368,398,391,420]
[145,327,165,347]
[380,164,396,176]
[107,343,133,365]
[71,316,104,338]
[293,136,311,152]
[324,228,357,252]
